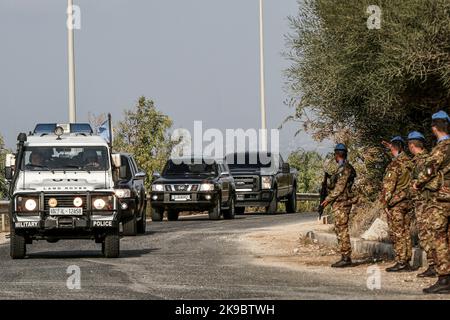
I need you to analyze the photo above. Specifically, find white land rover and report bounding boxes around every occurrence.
[4,124,122,259]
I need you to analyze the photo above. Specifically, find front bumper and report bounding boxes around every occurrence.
[11,192,119,232]
[150,191,218,211]
[235,190,274,207]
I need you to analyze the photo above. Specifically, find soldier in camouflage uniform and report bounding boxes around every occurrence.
[380,136,414,272]
[408,131,437,278]
[321,144,357,268]
[414,111,450,294]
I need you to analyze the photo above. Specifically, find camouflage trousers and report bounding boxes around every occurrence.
[415,201,437,266]
[387,201,412,264]
[332,202,352,257]
[425,201,450,276]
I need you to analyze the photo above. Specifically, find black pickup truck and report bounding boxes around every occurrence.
[150,158,236,221]
[114,153,147,236]
[225,152,298,214]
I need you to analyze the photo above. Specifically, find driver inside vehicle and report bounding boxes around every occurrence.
[28,151,45,167]
[83,149,101,168]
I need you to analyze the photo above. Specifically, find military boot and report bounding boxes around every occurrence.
[417,265,437,278]
[423,275,450,294]
[331,256,352,268]
[386,262,413,272]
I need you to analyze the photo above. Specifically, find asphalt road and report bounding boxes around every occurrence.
[0,213,439,299]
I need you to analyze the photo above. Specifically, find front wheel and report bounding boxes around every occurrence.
[122,217,137,236]
[208,198,221,220]
[286,186,297,213]
[265,192,278,214]
[167,210,179,221]
[151,208,164,222]
[223,197,236,220]
[137,202,147,234]
[10,227,26,259]
[103,231,120,258]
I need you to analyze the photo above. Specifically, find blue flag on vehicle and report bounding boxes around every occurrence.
[98,120,110,143]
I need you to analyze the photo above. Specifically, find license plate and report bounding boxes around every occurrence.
[49,208,83,216]
[171,195,191,201]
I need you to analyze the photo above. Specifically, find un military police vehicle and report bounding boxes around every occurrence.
[4,123,123,259]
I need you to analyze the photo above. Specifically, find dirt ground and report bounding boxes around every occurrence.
[240,219,450,299]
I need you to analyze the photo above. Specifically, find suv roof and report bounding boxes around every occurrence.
[25,134,109,147]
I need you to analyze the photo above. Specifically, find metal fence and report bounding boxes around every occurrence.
[0,200,8,232]
[296,193,320,201]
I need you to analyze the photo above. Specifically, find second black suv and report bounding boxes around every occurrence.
[114,153,147,236]
[150,158,236,221]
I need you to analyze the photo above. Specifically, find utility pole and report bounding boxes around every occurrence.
[67,0,77,123]
[259,0,267,151]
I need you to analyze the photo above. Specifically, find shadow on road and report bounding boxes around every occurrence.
[25,248,158,259]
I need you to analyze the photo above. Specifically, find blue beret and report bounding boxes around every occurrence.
[407,131,425,141]
[432,110,450,122]
[334,143,347,152]
[391,136,405,144]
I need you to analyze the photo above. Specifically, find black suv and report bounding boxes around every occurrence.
[225,152,298,214]
[115,153,147,236]
[150,158,236,221]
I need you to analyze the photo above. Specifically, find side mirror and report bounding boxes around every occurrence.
[5,154,15,180]
[135,171,146,179]
[152,172,161,180]
[282,163,290,174]
[119,165,128,180]
[111,154,121,168]
[4,167,13,180]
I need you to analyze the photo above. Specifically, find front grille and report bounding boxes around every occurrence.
[44,195,88,211]
[234,176,258,191]
[166,184,199,192]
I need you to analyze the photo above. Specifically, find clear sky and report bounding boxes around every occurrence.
[0,0,331,155]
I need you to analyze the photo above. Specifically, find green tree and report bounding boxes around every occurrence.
[0,134,8,199]
[288,149,324,193]
[114,97,174,189]
[285,0,450,184]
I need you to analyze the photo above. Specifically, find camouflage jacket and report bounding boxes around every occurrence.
[416,139,450,201]
[325,161,356,204]
[410,150,429,201]
[380,152,413,208]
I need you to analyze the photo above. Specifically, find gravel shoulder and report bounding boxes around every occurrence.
[239,218,450,300]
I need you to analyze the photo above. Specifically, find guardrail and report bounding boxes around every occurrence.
[0,200,8,232]
[296,193,320,201]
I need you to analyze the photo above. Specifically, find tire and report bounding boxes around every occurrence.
[208,198,221,220]
[286,185,297,213]
[151,208,164,222]
[265,191,278,214]
[122,217,137,236]
[10,227,26,259]
[103,231,120,258]
[167,210,179,221]
[235,207,246,215]
[223,197,236,220]
[137,202,147,234]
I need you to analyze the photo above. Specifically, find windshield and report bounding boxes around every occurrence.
[22,146,109,171]
[162,160,217,176]
[226,153,273,171]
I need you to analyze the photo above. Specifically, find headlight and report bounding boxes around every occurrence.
[73,197,83,207]
[92,196,114,210]
[25,199,37,211]
[115,189,131,198]
[261,176,272,189]
[199,183,215,192]
[152,184,164,192]
[16,196,39,212]
[93,198,106,210]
